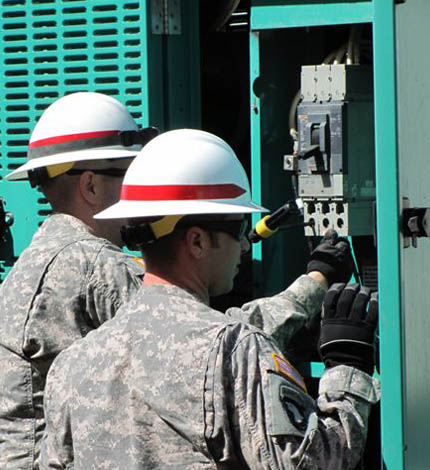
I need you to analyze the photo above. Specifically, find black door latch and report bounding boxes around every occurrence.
[402,197,430,248]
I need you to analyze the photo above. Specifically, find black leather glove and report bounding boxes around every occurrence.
[319,283,378,375]
[306,229,354,285]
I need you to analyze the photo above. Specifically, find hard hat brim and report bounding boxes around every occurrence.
[94,199,269,219]
[6,147,140,181]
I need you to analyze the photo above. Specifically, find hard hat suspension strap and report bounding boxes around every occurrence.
[28,127,159,159]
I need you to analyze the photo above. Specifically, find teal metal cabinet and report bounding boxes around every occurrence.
[0,0,200,281]
[249,0,430,468]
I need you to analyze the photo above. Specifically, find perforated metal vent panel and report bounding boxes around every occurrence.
[0,0,151,279]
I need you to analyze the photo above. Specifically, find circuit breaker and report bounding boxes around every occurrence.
[291,64,375,236]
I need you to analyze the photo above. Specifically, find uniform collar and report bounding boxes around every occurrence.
[139,283,205,305]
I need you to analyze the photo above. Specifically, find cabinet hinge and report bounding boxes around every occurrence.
[151,0,181,35]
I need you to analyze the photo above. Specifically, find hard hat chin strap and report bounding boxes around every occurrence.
[121,215,184,250]
[28,163,74,187]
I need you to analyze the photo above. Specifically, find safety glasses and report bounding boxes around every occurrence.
[178,219,249,242]
[67,168,127,178]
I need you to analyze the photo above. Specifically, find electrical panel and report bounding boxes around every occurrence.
[291,64,375,236]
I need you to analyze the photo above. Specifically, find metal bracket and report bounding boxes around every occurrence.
[151,0,181,35]
[402,197,430,248]
[283,154,299,171]
[0,198,14,238]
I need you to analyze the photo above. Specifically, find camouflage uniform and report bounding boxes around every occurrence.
[0,214,145,470]
[40,283,379,470]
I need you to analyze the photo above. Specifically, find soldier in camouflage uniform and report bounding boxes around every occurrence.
[0,92,158,469]
[41,130,379,469]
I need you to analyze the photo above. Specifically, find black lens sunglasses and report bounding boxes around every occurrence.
[67,168,127,178]
[177,219,249,242]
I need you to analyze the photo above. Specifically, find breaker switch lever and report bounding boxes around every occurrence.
[298,144,321,160]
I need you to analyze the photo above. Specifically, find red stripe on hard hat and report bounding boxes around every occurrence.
[121,184,246,201]
[29,130,120,149]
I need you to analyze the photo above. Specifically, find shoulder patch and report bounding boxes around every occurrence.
[132,257,146,270]
[271,353,307,393]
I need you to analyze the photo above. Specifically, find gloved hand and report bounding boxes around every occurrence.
[319,283,378,375]
[306,229,354,285]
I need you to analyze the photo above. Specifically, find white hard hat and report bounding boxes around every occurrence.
[95,129,268,219]
[7,92,157,181]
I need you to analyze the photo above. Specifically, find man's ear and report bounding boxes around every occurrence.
[185,226,211,260]
[77,171,99,207]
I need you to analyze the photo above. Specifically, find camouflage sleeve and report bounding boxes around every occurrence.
[85,247,145,327]
[225,275,326,351]
[205,330,380,469]
[39,349,75,469]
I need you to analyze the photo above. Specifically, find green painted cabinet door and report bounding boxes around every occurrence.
[395,0,430,468]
